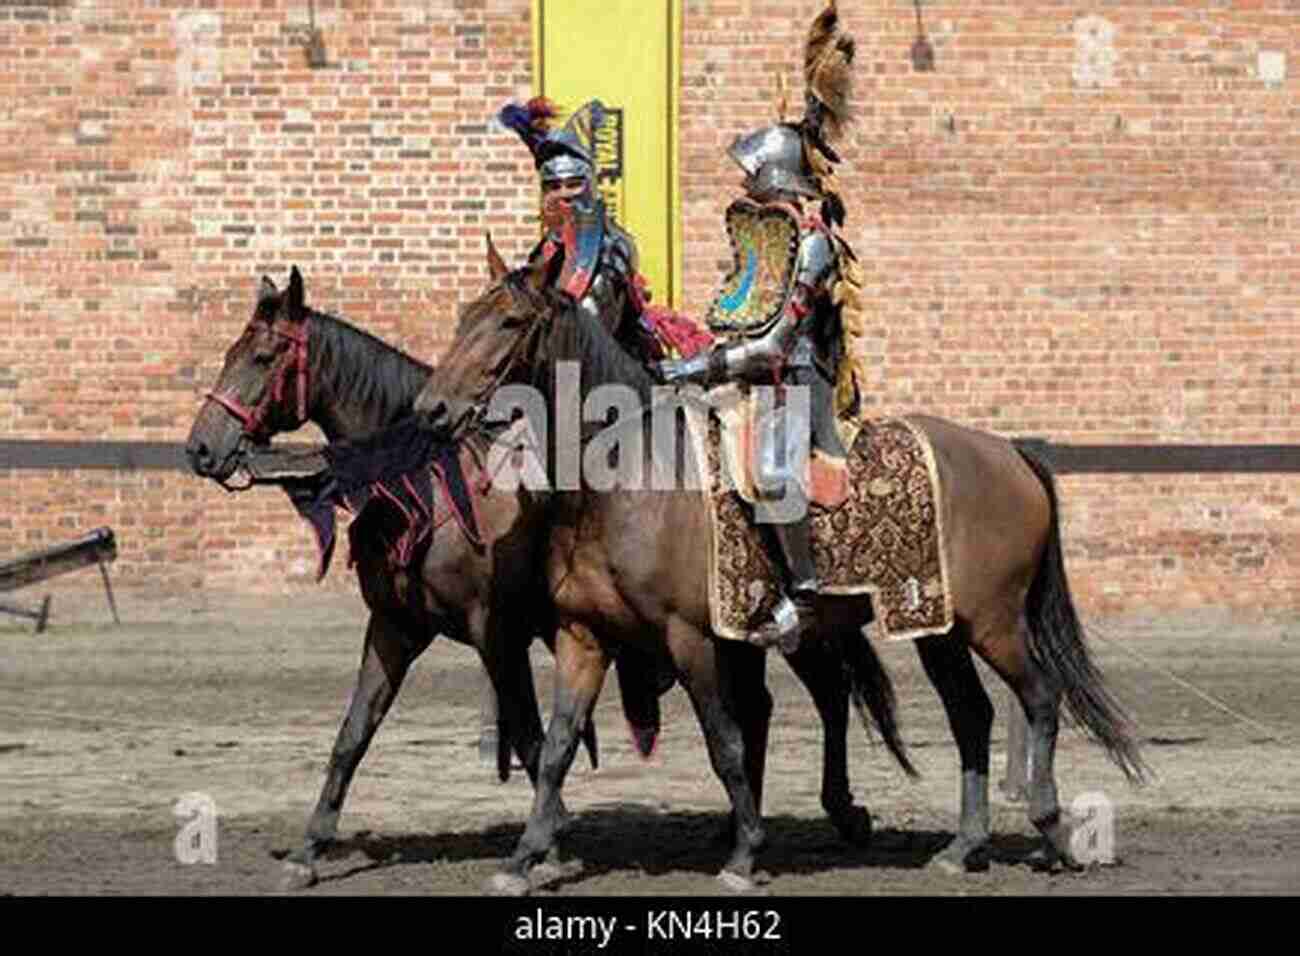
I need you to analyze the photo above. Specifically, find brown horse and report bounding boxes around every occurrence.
[416,250,1150,892]
[183,267,628,889]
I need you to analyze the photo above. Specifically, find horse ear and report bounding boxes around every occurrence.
[257,275,278,305]
[287,265,305,320]
[485,231,508,282]
[525,248,563,294]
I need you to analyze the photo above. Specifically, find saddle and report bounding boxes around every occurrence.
[682,397,955,644]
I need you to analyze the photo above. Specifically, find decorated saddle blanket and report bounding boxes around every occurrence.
[266,416,483,580]
[682,402,954,644]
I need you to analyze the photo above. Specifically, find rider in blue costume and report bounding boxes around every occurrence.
[498,98,665,364]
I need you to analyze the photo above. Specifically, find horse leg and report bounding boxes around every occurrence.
[998,687,1031,802]
[972,619,1079,869]
[478,630,545,785]
[478,669,499,767]
[488,622,608,896]
[283,611,427,889]
[714,639,774,851]
[668,617,766,893]
[783,636,872,845]
[916,628,995,874]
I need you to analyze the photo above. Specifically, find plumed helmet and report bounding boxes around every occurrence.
[499,97,606,186]
[727,123,821,199]
[728,3,856,216]
[537,129,595,184]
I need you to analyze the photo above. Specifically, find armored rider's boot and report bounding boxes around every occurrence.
[751,516,819,654]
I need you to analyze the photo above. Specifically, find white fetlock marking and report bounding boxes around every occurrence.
[717,869,755,893]
[488,872,531,897]
[280,861,318,889]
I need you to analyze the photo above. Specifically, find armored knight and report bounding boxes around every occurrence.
[656,2,865,652]
[498,98,665,364]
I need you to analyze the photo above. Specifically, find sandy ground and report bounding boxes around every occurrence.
[1,584,1298,897]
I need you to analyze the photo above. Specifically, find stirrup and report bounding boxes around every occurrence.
[748,592,816,655]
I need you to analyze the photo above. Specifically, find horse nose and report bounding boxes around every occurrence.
[185,437,214,476]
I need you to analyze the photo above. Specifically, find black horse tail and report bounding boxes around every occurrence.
[1017,446,1151,785]
[613,650,666,761]
[843,630,919,779]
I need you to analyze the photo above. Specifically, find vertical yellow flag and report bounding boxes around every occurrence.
[532,1,682,309]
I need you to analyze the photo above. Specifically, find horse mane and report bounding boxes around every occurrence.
[308,308,433,424]
[452,280,506,339]
[446,263,658,408]
[453,268,536,339]
[537,288,657,406]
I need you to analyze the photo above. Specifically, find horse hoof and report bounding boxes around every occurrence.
[930,855,964,876]
[1034,818,1087,872]
[717,869,765,895]
[530,862,562,885]
[930,839,990,875]
[488,872,531,897]
[1028,840,1085,874]
[280,861,318,891]
[830,806,873,847]
[529,860,572,889]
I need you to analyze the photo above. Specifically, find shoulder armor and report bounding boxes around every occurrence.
[795,228,837,290]
[603,222,639,278]
[577,271,621,327]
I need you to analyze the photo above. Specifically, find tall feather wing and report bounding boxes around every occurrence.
[804,1,856,144]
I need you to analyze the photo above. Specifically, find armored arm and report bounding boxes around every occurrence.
[656,229,836,386]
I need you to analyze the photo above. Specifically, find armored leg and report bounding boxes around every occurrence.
[771,516,818,596]
[749,396,819,653]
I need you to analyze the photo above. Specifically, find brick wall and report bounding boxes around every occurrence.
[1,1,1297,617]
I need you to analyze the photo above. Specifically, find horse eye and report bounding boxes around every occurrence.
[252,350,275,366]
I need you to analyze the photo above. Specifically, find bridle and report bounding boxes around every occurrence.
[444,276,554,441]
[202,315,312,490]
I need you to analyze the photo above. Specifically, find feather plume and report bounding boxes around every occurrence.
[498,97,560,160]
[803,1,855,145]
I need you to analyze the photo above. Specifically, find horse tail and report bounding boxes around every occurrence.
[1016,446,1151,785]
[843,630,919,779]
[580,715,600,770]
[613,650,666,761]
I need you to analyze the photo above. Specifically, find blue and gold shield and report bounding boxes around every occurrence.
[704,198,801,338]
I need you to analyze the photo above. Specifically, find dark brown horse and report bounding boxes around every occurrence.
[183,267,616,889]
[416,250,1149,892]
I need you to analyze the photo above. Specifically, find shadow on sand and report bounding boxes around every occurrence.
[272,804,1049,890]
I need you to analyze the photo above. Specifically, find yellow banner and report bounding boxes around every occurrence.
[532,0,682,309]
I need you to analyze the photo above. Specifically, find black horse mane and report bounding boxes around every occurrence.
[308,307,432,424]
[447,262,661,413]
[520,279,657,407]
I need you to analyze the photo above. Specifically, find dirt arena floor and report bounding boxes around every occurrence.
[2,585,1297,897]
